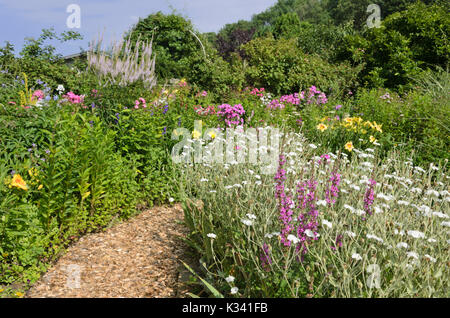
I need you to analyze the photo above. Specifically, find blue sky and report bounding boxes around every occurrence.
[0,0,278,56]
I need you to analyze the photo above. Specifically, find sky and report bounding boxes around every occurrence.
[0,0,278,56]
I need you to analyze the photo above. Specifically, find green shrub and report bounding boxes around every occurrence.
[241,36,360,96]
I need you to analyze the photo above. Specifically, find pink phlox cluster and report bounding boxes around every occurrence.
[64,92,85,104]
[217,104,245,128]
[134,97,147,109]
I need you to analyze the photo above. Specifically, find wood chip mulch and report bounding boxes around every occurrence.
[26,204,194,298]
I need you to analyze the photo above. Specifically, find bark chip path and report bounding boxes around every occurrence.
[27,204,192,298]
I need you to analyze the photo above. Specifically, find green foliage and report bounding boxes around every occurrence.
[0,29,87,96]
[272,12,301,39]
[241,36,360,96]
[127,12,211,80]
[336,2,449,90]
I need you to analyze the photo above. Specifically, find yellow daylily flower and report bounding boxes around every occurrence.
[344,141,354,152]
[316,123,328,132]
[11,174,28,191]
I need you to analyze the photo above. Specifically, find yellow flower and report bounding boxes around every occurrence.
[38,184,43,190]
[15,292,24,297]
[344,141,354,152]
[353,117,363,124]
[11,174,28,191]
[316,123,328,132]
[192,130,201,139]
[344,117,353,124]
[0,288,4,293]
[208,130,217,139]
[370,135,377,143]
[373,122,383,133]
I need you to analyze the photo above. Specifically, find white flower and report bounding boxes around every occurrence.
[305,229,319,238]
[246,213,257,220]
[168,197,175,203]
[230,287,239,294]
[209,190,217,193]
[345,231,356,238]
[56,84,65,93]
[322,219,332,229]
[316,200,327,207]
[255,181,262,186]
[241,219,253,226]
[407,230,425,239]
[406,251,419,260]
[397,200,410,206]
[200,178,208,182]
[396,242,409,249]
[394,229,405,236]
[225,275,235,283]
[424,254,436,263]
[425,189,440,197]
[255,175,261,180]
[374,206,383,214]
[432,211,449,219]
[352,253,363,261]
[344,204,355,213]
[441,221,450,227]
[366,234,384,243]
[207,233,217,239]
[309,144,317,149]
[287,234,300,244]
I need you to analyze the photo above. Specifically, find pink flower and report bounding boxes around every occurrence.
[32,90,44,101]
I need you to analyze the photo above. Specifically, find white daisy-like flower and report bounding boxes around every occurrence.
[241,219,253,226]
[287,234,300,244]
[225,275,235,283]
[344,204,355,213]
[424,254,436,263]
[345,231,356,238]
[366,234,384,243]
[352,253,363,261]
[255,180,262,186]
[207,233,217,239]
[441,221,450,227]
[407,251,419,260]
[394,229,405,236]
[432,211,449,219]
[408,230,425,239]
[322,219,332,229]
[396,242,408,249]
[200,178,209,182]
[246,213,257,220]
[230,287,239,295]
[410,187,422,194]
[316,200,327,207]
[425,189,440,197]
[305,229,319,238]
[374,206,383,214]
[169,197,175,203]
[309,144,318,149]
[209,190,217,193]
[397,200,410,206]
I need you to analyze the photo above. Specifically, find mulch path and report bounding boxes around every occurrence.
[26,204,194,298]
